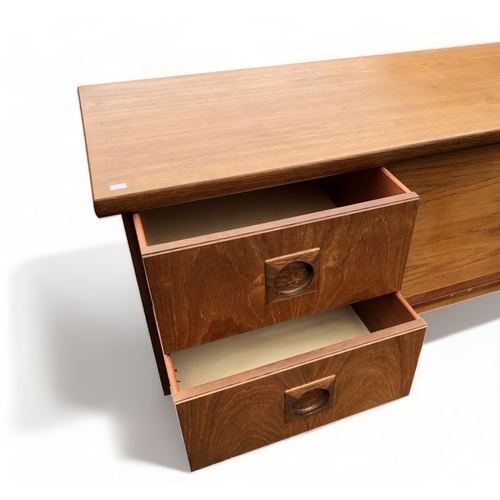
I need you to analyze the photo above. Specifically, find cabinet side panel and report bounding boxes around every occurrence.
[389,144,500,306]
[122,213,171,395]
[175,327,426,471]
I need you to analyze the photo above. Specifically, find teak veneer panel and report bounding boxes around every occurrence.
[388,143,500,305]
[141,195,418,352]
[78,41,499,472]
[172,321,426,471]
[121,213,171,394]
[79,43,500,216]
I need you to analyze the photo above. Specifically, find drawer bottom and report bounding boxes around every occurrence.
[166,293,426,471]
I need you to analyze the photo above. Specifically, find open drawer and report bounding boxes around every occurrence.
[165,292,426,471]
[134,167,419,352]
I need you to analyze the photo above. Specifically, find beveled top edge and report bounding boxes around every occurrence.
[79,42,500,217]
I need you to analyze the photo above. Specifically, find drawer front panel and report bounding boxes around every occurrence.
[144,197,418,352]
[174,324,426,471]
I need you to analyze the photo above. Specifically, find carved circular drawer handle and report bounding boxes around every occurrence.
[292,388,330,416]
[274,261,314,296]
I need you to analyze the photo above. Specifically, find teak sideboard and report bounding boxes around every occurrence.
[78,42,500,471]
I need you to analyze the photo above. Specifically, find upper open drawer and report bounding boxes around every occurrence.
[134,167,419,352]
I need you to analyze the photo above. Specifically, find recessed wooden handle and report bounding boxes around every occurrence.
[274,261,314,296]
[284,374,336,423]
[265,248,320,304]
[292,388,329,416]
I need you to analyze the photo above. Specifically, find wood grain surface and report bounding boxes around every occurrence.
[79,43,500,217]
[172,321,426,470]
[142,195,418,352]
[121,214,170,394]
[265,248,320,304]
[352,292,419,332]
[414,279,500,313]
[79,42,499,472]
[318,166,407,206]
[168,293,426,402]
[284,374,337,423]
[388,143,500,305]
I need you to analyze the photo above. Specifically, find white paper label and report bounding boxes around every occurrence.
[109,183,127,191]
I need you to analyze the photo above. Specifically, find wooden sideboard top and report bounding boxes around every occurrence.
[79,42,500,217]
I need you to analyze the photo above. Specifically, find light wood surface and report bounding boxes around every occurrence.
[389,143,500,307]
[79,43,500,217]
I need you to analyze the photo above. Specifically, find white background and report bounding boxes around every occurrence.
[2,0,500,489]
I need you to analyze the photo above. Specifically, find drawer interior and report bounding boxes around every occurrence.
[167,292,418,392]
[139,167,409,246]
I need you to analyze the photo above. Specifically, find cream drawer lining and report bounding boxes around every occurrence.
[140,180,336,245]
[171,305,369,390]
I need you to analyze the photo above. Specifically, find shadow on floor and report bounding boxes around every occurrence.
[11,242,500,471]
[10,244,189,472]
[420,290,500,343]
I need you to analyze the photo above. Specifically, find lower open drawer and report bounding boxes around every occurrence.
[165,292,426,471]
